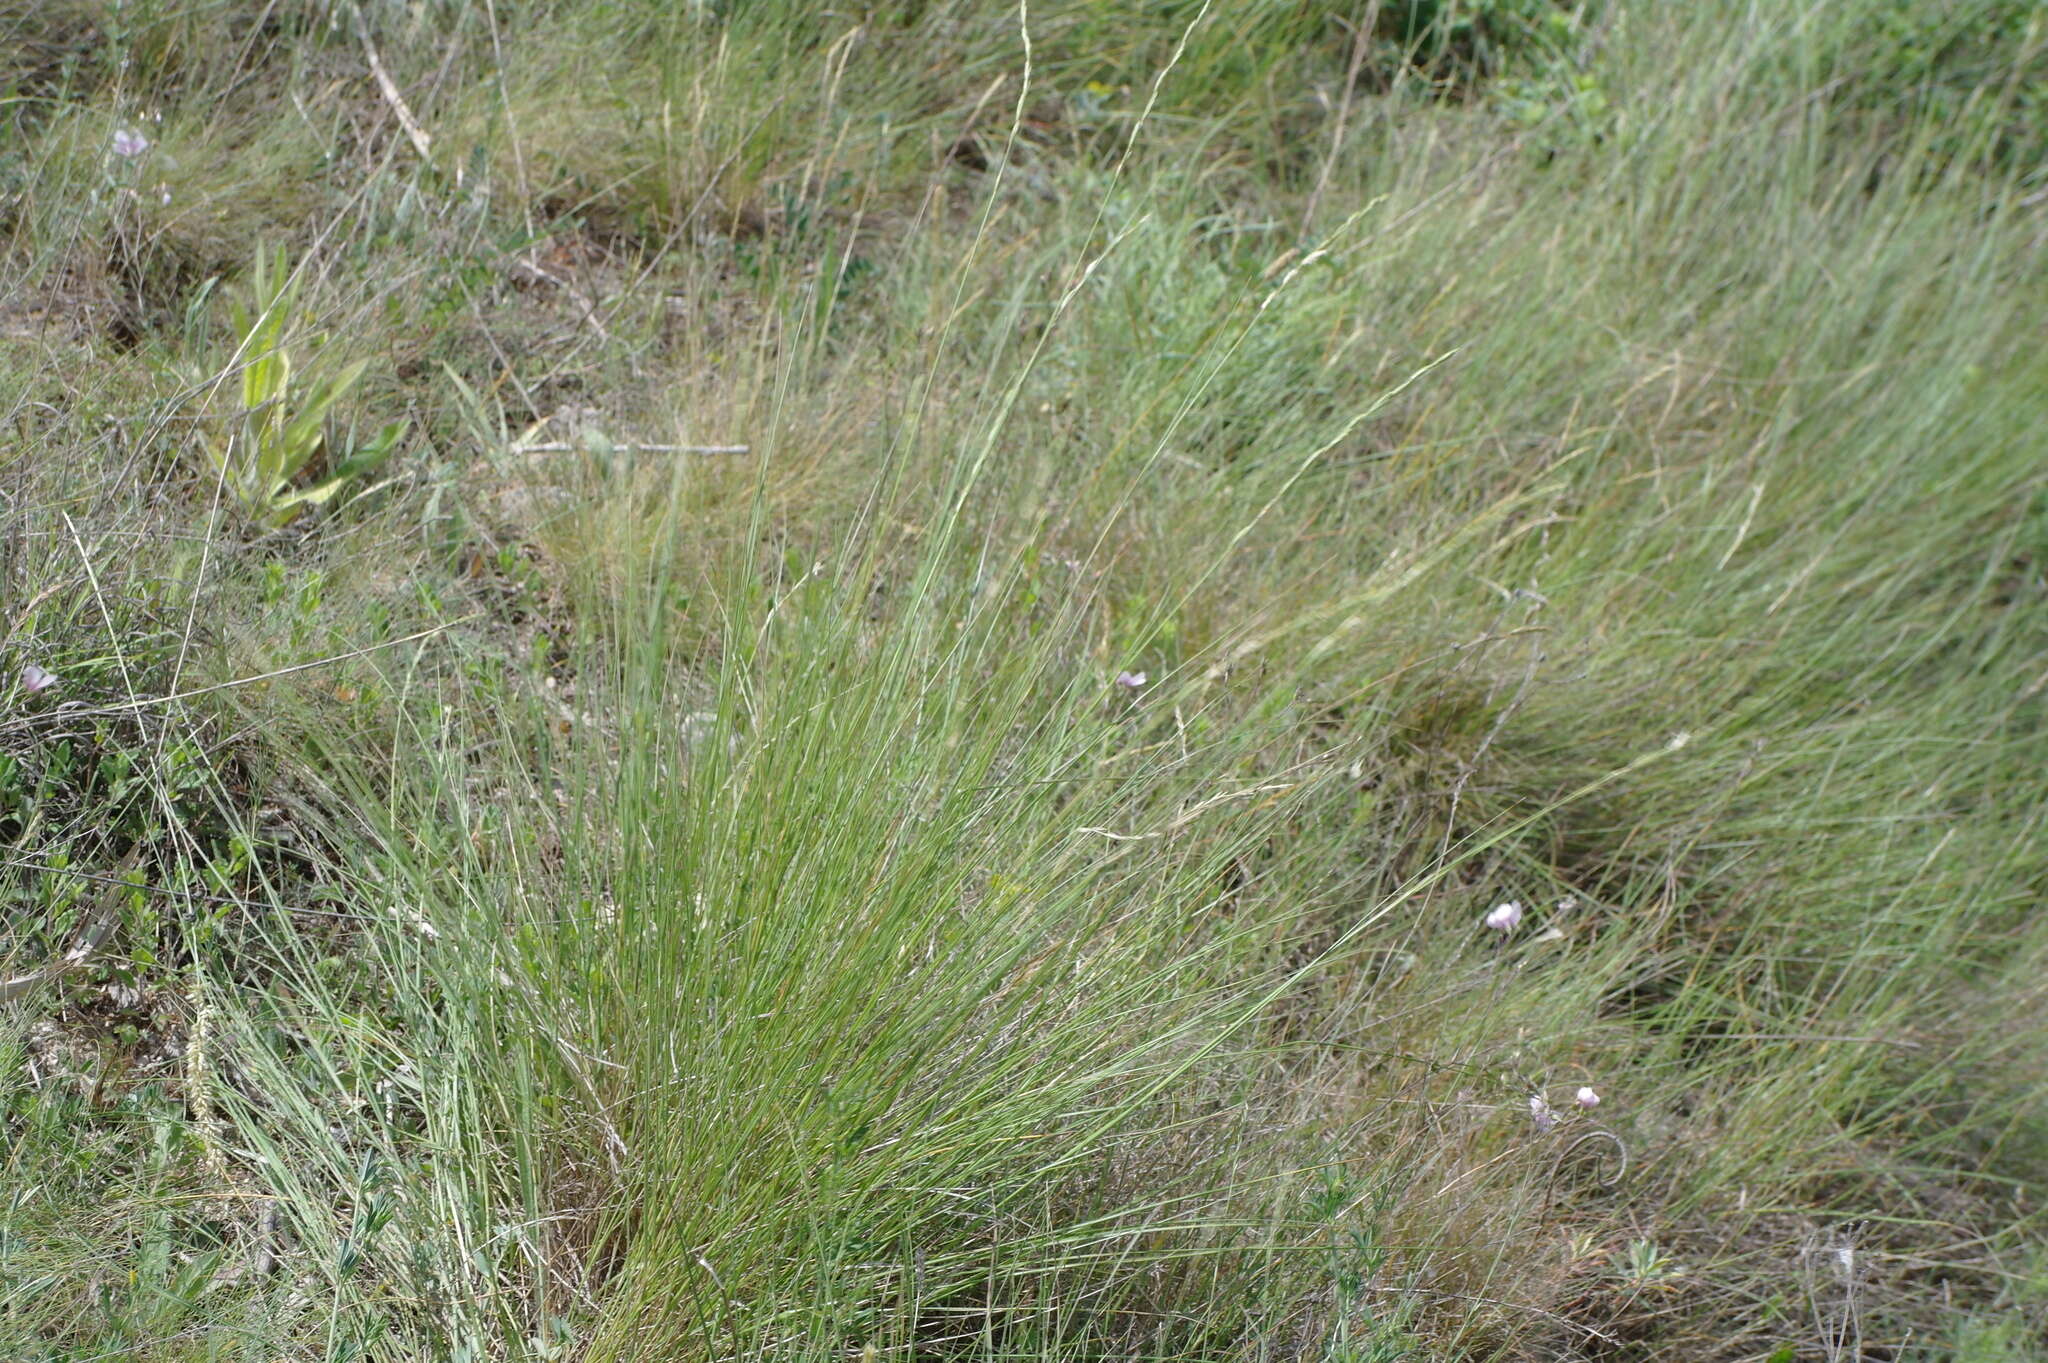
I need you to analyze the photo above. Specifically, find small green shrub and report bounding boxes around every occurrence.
[1812,1,2046,185]
[1379,0,1595,85]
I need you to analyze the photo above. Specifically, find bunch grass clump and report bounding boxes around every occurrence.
[1,0,2044,1359]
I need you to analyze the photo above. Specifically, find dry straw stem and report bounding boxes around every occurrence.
[0,618,473,733]
[514,442,752,456]
[353,3,435,163]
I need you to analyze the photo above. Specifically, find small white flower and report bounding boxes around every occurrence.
[20,664,58,694]
[1484,900,1524,932]
[1114,670,1147,690]
[394,904,440,940]
[1667,730,1692,751]
[1576,1086,1601,1109]
[1529,1095,1557,1132]
[111,129,150,158]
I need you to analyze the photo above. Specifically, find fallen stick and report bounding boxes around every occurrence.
[353,4,433,162]
[515,441,752,455]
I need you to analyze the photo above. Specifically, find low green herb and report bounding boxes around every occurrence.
[202,245,407,528]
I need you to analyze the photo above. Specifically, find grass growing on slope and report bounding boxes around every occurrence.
[3,0,2045,1359]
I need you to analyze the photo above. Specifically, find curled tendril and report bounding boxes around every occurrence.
[1545,1128,1629,1212]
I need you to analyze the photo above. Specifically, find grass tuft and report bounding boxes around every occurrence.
[3,1,2044,1359]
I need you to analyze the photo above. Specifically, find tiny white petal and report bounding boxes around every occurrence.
[1576,1086,1601,1109]
[21,664,58,693]
[1114,670,1147,689]
[1529,1095,1557,1131]
[111,129,150,158]
[1484,900,1524,931]
[395,905,441,940]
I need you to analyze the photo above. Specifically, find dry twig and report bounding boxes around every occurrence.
[353,5,433,162]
